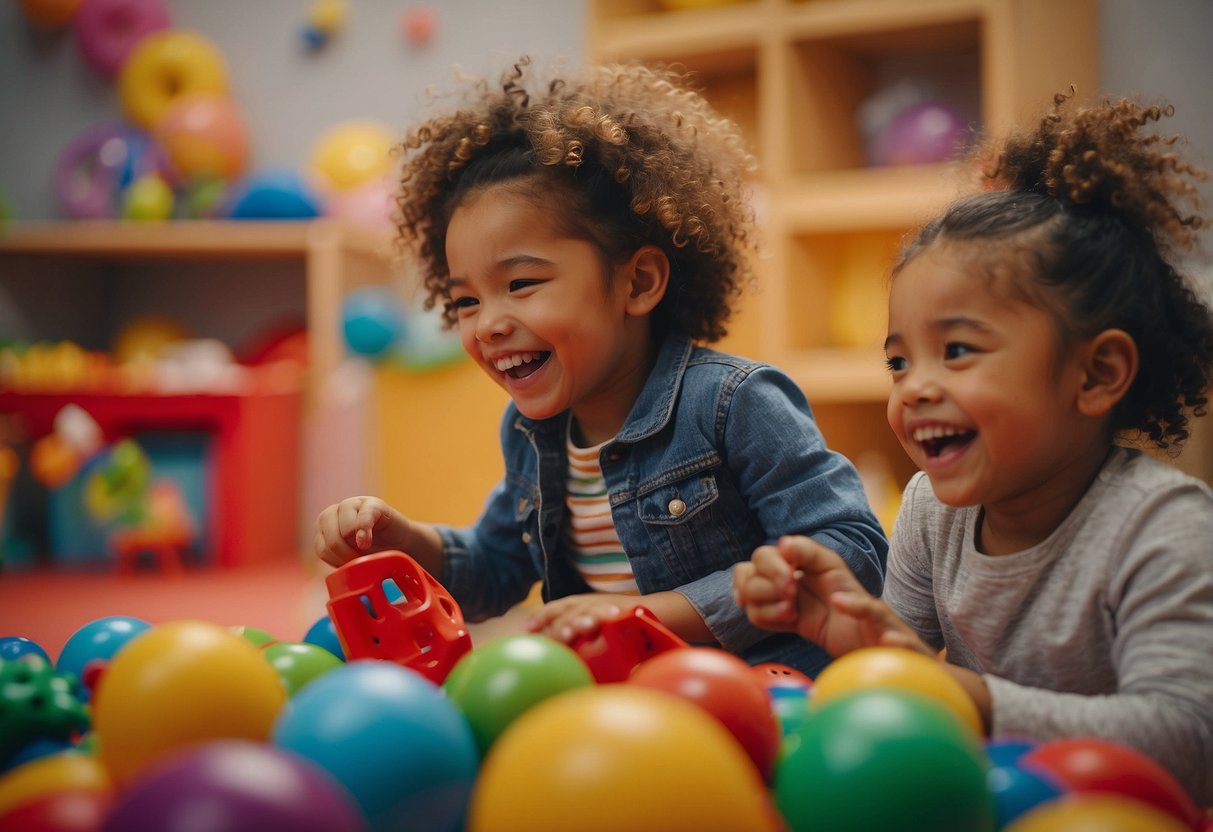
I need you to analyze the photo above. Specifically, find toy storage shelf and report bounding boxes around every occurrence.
[0,219,397,390]
[586,0,1098,482]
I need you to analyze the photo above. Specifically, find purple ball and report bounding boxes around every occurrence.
[872,101,968,166]
[99,740,367,832]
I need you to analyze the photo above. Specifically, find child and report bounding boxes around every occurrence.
[314,57,888,677]
[734,92,1213,804]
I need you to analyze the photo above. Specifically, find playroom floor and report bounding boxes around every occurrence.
[0,555,532,662]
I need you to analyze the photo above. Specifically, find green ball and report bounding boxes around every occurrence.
[442,633,594,755]
[774,688,996,832]
[262,641,342,697]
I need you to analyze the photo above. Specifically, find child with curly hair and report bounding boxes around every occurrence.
[735,92,1213,802]
[315,57,888,676]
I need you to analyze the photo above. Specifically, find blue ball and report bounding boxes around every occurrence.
[341,287,403,358]
[226,168,323,220]
[985,739,1065,829]
[303,614,346,661]
[0,636,50,664]
[56,616,151,695]
[273,660,478,832]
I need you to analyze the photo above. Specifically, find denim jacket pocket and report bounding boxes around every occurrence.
[636,471,719,525]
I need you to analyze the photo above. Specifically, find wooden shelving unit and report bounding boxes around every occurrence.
[587,0,1098,486]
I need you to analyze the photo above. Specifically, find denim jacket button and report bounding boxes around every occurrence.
[668,498,687,517]
[521,532,533,544]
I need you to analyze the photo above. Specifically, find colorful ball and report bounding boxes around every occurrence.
[1004,794,1192,832]
[0,786,113,832]
[153,93,249,183]
[262,642,342,697]
[91,620,287,784]
[29,434,83,489]
[121,172,174,221]
[1019,738,1200,830]
[810,645,983,736]
[0,637,51,664]
[224,168,323,220]
[55,615,151,689]
[0,752,110,818]
[341,287,402,358]
[73,0,170,75]
[309,121,395,192]
[987,739,1067,829]
[113,315,190,364]
[53,123,158,219]
[273,660,477,832]
[467,685,782,831]
[628,646,782,781]
[302,615,345,661]
[117,30,229,129]
[871,99,968,166]
[774,689,995,832]
[99,740,365,832]
[442,634,594,755]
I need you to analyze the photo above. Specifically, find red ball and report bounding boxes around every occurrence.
[751,661,813,691]
[1020,737,1200,830]
[628,646,781,781]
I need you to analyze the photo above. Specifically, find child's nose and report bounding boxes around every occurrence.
[901,369,943,404]
[475,305,513,341]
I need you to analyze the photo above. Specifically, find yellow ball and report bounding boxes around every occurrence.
[122,173,174,221]
[1005,795,1191,832]
[811,646,983,736]
[112,316,190,364]
[92,620,287,784]
[467,686,782,832]
[0,752,110,817]
[309,120,395,192]
[118,30,229,129]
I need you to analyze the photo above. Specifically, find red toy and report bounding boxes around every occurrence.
[325,551,470,685]
[568,606,686,683]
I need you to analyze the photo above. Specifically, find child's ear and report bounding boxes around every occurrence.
[623,245,670,316]
[1077,328,1139,417]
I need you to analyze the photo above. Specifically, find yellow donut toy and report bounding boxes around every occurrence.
[117,29,229,129]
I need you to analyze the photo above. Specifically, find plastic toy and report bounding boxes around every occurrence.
[153,93,249,183]
[629,646,781,781]
[1004,794,1191,832]
[341,286,403,358]
[442,633,594,755]
[308,120,394,192]
[324,550,470,684]
[809,645,984,736]
[986,739,1067,829]
[326,175,395,230]
[0,752,110,819]
[272,660,478,832]
[53,122,161,219]
[769,683,811,739]
[1019,737,1201,831]
[399,6,437,46]
[870,99,967,167]
[91,620,286,784]
[567,604,686,683]
[774,689,995,832]
[117,29,229,129]
[73,0,170,76]
[18,0,84,28]
[121,171,174,220]
[0,655,89,772]
[0,636,50,664]
[0,787,113,832]
[301,0,347,49]
[752,661,813,690]
[262,641,343,697]
[303,614,346,660]
[224,167,323,219]
[55,614,151,692]
[99,740,365,832]
[466,685,782,832]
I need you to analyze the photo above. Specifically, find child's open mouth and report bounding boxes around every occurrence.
[913,425,976,459]
[495,351,551,380]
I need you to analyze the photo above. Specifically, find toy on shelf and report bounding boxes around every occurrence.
[324,550,471,684]
[301,0,348,50]
[117,29,229,130]
[73,0,170,77]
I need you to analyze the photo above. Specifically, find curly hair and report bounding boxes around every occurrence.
[392,56,759,344]
[894,91,1213,451]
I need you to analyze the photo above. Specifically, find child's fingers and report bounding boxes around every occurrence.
[779,536,865,597]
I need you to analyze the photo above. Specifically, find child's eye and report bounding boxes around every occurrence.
[885,355,907,373]
[446,296,478,313]
[508,279,541,292]
[944,342,975,360]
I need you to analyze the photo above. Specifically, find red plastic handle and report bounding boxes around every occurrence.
[569,606,687,683]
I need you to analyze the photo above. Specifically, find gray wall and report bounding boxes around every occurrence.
[0,0,587,219]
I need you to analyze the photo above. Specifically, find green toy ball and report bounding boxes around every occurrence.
[774,688,996,832]
[442,633,594,755]
[122,173,174,221]
[262,642,343,697]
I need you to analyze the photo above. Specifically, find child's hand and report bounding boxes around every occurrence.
[526,594,636,644]
[735,535,931,658]
[314,496,409,567]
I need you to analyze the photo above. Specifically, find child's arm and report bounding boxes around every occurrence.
[734,535,934,659]
[314,496,444,577]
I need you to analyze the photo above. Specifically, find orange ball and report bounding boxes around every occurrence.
[154,94,250,183]
[1004,795,1191,832]
[30,433,83,489]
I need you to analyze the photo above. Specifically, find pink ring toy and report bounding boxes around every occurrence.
[73,0,170,76]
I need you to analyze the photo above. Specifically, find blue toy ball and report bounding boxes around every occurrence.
[273,661,478,832]
[0,636,51,664]
[225,168,323,220]
[56,615,151,697]
[341,287,403,359]
[985,738,1066,829]
[303,614,346,661]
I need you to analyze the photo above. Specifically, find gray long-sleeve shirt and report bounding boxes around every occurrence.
[885,447,1213,804]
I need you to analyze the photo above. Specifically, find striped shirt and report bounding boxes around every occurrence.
[565,433,638,595]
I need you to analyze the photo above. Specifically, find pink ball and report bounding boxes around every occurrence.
[73,0,171,76]
[325,177,395,231]
[871,100,967,167]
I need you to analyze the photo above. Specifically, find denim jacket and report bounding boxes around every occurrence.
[437,335,888,676]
